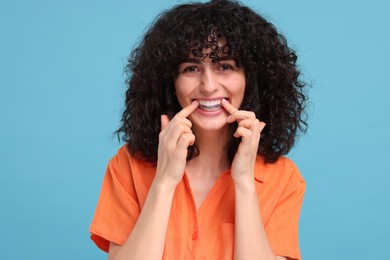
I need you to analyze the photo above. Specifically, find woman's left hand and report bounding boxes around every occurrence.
[221,99,266,185]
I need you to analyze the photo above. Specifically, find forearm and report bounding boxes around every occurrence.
[110,180,176,260]
[234,180,277,260]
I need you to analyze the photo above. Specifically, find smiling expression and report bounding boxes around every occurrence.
[174,54,246,132]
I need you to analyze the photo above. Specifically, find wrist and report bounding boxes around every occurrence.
[233,176,256,192]
[151,177,178,194]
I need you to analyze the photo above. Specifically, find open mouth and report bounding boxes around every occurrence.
[197,99,224,112]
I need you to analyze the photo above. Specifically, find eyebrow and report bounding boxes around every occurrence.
[180,56,235,64]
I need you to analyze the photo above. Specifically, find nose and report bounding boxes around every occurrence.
[200,67,218,94]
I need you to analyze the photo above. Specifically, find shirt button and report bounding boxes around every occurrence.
[192,232,198,240]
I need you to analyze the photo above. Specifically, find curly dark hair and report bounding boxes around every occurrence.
[116,0,308,163]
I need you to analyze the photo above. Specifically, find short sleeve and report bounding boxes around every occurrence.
[265,169,305,260]
[89,153,141,252]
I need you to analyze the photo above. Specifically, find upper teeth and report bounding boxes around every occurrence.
[198,99,221,107]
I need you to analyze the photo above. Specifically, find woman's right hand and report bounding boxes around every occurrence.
[155,101,199,187]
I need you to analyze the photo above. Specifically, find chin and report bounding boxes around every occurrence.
[191,117,228,132]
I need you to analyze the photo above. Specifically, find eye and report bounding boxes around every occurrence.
[219,64,234,71]
[182,66,199,73]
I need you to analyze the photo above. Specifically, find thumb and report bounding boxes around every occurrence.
[160,114,170,131]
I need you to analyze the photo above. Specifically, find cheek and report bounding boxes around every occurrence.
[230,77,246,106]
[175,75,198,93]
[174,78,189,106]
[232,77,246,97]
[174,77,184,95]
[239,76,246,95]
[238,79,246,94]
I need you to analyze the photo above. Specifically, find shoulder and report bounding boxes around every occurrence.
[109,145,154,168]
[254,156,304,184]
[108,145,156,185]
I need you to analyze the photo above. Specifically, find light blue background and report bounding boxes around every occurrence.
[1,0,389,259]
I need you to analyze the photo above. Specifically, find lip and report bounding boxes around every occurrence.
[192,97,230,115]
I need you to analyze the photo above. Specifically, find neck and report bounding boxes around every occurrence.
[187,127,232,178]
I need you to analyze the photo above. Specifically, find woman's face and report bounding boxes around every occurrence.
[174,53,246,132]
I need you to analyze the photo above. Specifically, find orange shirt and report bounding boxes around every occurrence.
[90,145,305,259]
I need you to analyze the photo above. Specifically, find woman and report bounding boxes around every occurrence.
[90,0,308,259]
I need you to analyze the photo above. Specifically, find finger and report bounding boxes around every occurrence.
[235,120,265,140]
[221,98,238,115]
[177,133,196,151]
[249,120,266,136]
[167,116,192,130]
[258,121,266,133]
[238,119,254,129]
[171,123,193,137]
[175,100,199,118]
[161,114,170,131]
[234,127,253,138]
[226,110,256,123]
[161,117,193,147]
[187,133,196,146]
[165,122,193,146]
